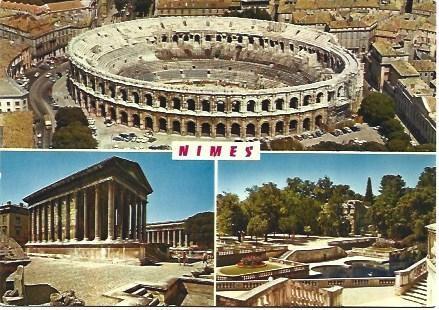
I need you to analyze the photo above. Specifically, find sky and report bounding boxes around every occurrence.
[218,153,436,199]
[0,151,214,223]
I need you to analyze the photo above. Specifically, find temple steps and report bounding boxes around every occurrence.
[401,277,427,306]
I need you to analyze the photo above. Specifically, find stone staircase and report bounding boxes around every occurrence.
[401,276,427,306]
[278,250,293,260]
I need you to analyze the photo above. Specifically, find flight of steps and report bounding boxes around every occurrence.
[278,250,294,260]
[401,276,427,306]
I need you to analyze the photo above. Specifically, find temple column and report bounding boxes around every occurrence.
[167,230,170,245]
[70,192,77,241]
[30,209,35,243]
[179,230,182,246]
[172,230,176,247]
[42,203,47,242]
[58,198,64,242]
[64,195,71,242]
[83,189,89,241]
[94,185,101,241]
[130,194,136,240]
[117,187,124,241]
[49,201,55,242]
[161,231,165,243]
[185,233,188,247]
[107,181,115,241]
[136,198,141,241]
[141,200,147,241]
[47,202,52,242]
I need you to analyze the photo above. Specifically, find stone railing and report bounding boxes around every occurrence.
[349,247,406,259]
[293,277,395,288]
[216,262,309,281]
[217,280,268,291]
[217,245,288,256]
[216,278,343,307]
[394,258,427,295]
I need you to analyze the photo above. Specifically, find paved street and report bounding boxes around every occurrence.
[23,256,203,306]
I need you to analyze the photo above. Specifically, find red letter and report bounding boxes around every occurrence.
[197,145,202,156]
[230,145,237,157]
[210,146,222,157]
[245,146,253,157]
[179,145,189,156]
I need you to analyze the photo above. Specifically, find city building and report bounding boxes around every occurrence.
[154,0,240,17]
[146,220,190,247]
[0,201,30,246]
[24,156,153,264]
[409,60,436,85]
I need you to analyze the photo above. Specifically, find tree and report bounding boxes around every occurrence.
[278,215,298,237]
[364,177,374,205]
[133,0,152,16]
[114,0,127,12]
[358,92,395,126]
[379,119,405,137]
[184,212,214,249]
[224,8,272,20]
[386,138,410,152]
[247,216,268,244]
[55,107,88,129]
[269,137,304,151]
[217,193,247,241]
[52,122,98,149]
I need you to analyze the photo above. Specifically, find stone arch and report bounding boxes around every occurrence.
[231,123,241,137]
[172,34,178,42]
[120,88,128,101]
[172,97,181,110]
[337,86,344,97]
[99,82,105,95]
[303,95,311,106]
[183,34,189,41]
[275,98,284,110]
[162,35,167,42]
[232,100,240,112]
[202,100,210,112]
[289,120,298,133]
[120,111,128,125]
[290,97,299,109]
[99,104,105,117]
[159,96,167,108]
[216,123,226,137]
[132,114,140,127]
[315,115,323,128]
[261,122,270,136]
[261,99,270,112]
[172,120,181,133]
[145,116,153,130]
[109,107,116,121]
[187,98,195,111]
[216,34,222,42]
[159,118,167,132]
[109,85,116,98]
[201,123,211,136]
[186,121,196,135]
[145,93,153,106]
[132,91,140,104]
[246,123,255,137]
[303,118,311,131]
[247,100,256,112]
[217,101,225,112]
[227,36,232,43]
[275,121,284,135]
[316,92,324,104]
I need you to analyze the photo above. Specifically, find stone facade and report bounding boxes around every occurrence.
[23,157,153,264]
[0,202,29,246]
[67,17,363,139]
[145,220,189,247]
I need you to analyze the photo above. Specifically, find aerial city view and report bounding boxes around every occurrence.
[0,0,435,151]
[216,153,436,307]
[0,152,215,306]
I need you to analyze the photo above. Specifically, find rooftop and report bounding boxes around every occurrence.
[156,0,234,10]
[409,60,436,72]
[0,0,47,15]
[0,78,28,97]
[291,11,333,25]
[46,0,87,12]
[372,41,407,57]
[328,15,377,29]
[0,39,29,78]
[0,13,55,37]
[390,60,420,77]
[0,111,34,148]
[398,77,434,97]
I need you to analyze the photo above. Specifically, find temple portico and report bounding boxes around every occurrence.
[146,221,190,247]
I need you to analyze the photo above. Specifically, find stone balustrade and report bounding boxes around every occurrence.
[216,262,309,281]
[394,258,427,295]
[216,278,343,307]
[294,277,395,288]
[216,280,268,291]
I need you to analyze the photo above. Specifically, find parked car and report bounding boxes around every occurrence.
[112,136,123,141]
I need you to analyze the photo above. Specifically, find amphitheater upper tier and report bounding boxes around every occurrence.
[67,17,363,138]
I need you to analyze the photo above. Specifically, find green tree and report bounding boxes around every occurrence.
[133,0,152,16]
[364,177,374,205]
[114,0,127,12]
[278,215,298,237]
[224,8,272,20]
[184,212,214,249]
[52,122,98,149]
[247,215,268,244]
[358,92,395,126]
[217,193,247,241]
[55,107,88,129]
[379,119,405,137]
[386,138,410,152]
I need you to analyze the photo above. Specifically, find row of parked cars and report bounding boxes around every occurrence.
[112,132,157,143]
[331,125,361,137]
[294,129,325,141]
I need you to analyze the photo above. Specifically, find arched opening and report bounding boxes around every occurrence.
[315,115,323,128]
[120,111,128,125]
[237,36,243,43]
[172,34,178,43]
[289,97,299,109]
[316,92,324,104]
[337,86,344,97]
[202,100,210,112]
[201,123,211,136]
[90,100,96,112]
[216,34,222,42]
[261,123,270,136]
[109,85,115,98]
[133,92,139,104]
[216,123,226,137]
[227,36,232,43]
[162,35,167,42]
[90,79,95,91]
[187,98,195,111]
[159,96,167,108]
[247,100,255,112]
[99,104,105,117]
[172,120,181,133]
[246,123,255,137]
[303,118,311,131]
[194,34,201,43]
[232,101,240,112]
[145,93,153,106]
[275,98,284,110]
[303,95,311,106]
[172,97,181,110]
[132,114,140,127]
[275,121,284,135]
[145,117,153,130]
[289,120,298,133]
[159,118,167,132]
[217,101,225,113]
[99,82,105,95]
[109,107,116,121]
[187,121,196,135]
[231,123,240,137]
[120,89,128,101]
[183,34,189,41]
[261,99,270,112]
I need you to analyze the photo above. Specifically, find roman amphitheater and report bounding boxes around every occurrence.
[67,17,363,139]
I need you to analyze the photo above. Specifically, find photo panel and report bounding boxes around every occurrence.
[216,153,436,307]
[0,150,214,306]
